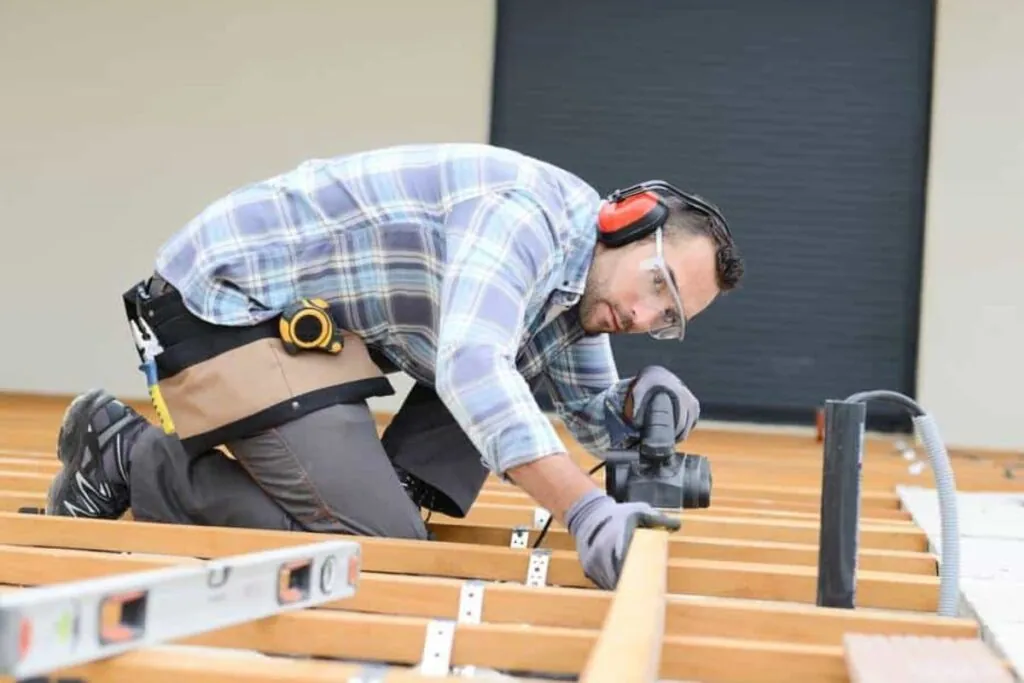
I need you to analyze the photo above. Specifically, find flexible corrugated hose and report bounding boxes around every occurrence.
[845,389,960,617]
[912,412,961,617]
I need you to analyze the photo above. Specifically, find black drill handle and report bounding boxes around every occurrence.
[639,389,677,463]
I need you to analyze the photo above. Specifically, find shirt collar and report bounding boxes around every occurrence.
[551,212,598,307]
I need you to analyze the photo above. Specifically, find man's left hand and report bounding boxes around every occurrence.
[625,365,700,441]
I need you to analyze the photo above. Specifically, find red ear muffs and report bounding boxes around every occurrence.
[597,191,669,247]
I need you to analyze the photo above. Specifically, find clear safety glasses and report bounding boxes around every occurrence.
[638,228,687,341]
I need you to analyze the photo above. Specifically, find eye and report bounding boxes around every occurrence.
[663,307,680,325]
[652,270,665,290]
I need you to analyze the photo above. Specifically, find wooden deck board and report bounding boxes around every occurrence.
[843,634,1015,682]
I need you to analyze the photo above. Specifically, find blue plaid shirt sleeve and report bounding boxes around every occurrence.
[434,189,571,475]
[540,334,638,453]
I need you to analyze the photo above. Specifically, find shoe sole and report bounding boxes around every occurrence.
[45,388,114,516]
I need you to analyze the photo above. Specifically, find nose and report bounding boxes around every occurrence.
[630,301,663,332]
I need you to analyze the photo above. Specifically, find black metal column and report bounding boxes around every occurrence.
[815,399,867,609]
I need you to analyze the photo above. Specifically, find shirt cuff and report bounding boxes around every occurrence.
[485,411,568,476]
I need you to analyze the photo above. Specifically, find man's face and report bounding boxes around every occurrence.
[579,229,721,339]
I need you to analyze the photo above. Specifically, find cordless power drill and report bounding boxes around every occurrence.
[603,386,713,509]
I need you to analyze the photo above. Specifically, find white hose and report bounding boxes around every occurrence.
[843,390,961,617]
[913,413,961,617]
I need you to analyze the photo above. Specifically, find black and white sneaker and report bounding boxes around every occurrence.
[45,388,146,519]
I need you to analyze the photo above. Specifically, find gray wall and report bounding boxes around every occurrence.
[491,0,935,432]
[0,0,1019,451]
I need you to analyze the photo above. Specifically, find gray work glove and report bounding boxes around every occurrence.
[626,365,700,441]
[565,488,681,589]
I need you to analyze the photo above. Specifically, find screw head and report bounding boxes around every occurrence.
[320,556,337,593]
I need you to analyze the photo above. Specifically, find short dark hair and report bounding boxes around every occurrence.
[662,195,745,292]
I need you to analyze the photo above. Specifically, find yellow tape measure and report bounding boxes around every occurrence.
[278,298,343,355]
[149,384,176,434]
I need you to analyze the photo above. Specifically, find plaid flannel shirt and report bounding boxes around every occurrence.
[154,143,638,474]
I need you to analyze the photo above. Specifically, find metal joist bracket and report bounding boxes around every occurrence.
[509,525,529,548]
[447,580,486,677]
[526,549,551,587]
[457,580,484,624]
[417,619,456,677]
[348,662,388,682]
[533,507,551,529]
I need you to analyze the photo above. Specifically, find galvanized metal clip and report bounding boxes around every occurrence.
[526,549,551,587]
[417,619,456,676]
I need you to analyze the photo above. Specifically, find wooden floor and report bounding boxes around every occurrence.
[0,392,1020,682]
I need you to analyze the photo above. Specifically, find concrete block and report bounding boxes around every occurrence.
[955,539,1024,582]
[987,624,1024,681]
[897,487,1024,543]
[896,486,1024,681]
[962,579,1024,625]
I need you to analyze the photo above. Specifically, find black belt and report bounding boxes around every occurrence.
[123,275,278,381]
[146,272,174,297]
[132,273,401,378]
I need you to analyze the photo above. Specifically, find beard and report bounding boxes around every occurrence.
[578,291,598,332]
[579,262,636,334]
[579,290,632,334]
[579,264,608,333]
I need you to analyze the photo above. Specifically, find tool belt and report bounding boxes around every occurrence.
[121,275,395,456]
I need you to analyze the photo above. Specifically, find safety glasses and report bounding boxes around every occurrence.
[638,228,687,341]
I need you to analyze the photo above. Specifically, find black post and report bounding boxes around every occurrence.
[815,398,867,609]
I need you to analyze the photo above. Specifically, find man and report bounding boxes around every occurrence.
[45,143,744,590]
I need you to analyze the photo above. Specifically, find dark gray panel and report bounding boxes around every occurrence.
[492,0,934,430]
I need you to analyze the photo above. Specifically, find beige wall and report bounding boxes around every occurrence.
[0,0,496,413]
[0,0,1019,451]
[915,0,1023,450]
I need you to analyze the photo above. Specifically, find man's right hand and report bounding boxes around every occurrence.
[564,488,681,590]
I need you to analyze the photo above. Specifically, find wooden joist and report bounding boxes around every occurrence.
[0,541,977,645]
[0,512,943,612]
[0,527,979,682]
[1,647,490,683]
[0,498,939,574]
[0,392,1017,682]
[432,504,931,551]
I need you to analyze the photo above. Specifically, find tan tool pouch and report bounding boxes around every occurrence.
[122,278,394,455]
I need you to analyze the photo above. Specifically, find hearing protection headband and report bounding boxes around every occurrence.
[596,179,731,248]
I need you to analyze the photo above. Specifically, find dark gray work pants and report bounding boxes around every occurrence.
[127,379,491,540]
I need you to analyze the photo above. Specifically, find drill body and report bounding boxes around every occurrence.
[604,387,712,509]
